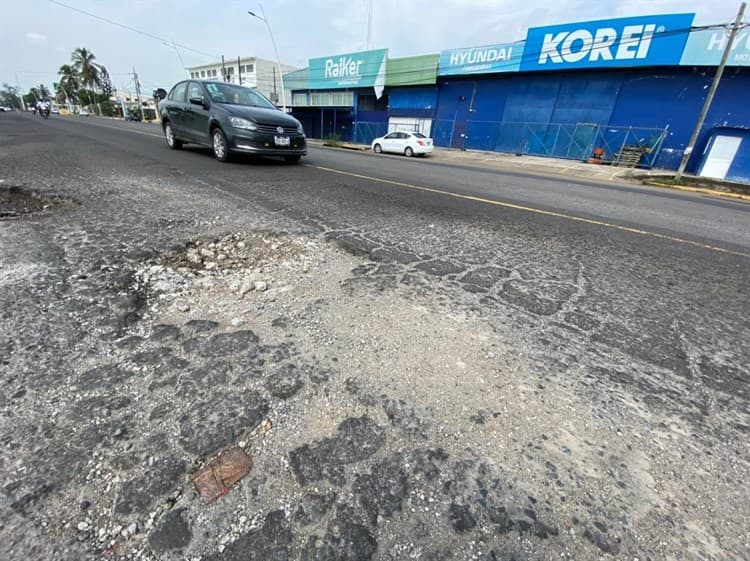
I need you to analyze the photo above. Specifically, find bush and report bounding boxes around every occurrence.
[323,133,342,147]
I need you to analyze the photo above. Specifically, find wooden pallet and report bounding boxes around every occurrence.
[615,145,646,167]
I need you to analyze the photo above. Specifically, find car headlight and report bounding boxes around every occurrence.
[296,122,304,135]
[229,116,257,131]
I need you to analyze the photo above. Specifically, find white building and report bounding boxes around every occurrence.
[187,57,298,106]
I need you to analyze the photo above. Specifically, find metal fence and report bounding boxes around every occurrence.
[352,119,667,168]
[431,120,668,168]
[353,121,427,145]
[353,121,388,145]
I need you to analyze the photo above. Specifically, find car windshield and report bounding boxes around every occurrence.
[204,82,276,109]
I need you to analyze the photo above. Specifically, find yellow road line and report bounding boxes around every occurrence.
[311,164,750,259]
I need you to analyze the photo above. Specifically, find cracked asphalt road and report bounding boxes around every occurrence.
[1,112,749,561]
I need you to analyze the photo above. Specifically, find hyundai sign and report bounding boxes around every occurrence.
[439,42,523,76]
[520,13,695,71]
[680,28,750,66]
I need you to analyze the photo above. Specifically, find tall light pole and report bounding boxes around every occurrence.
[164,40,190,78]
[248,4,287,112]
[675,2,746,182]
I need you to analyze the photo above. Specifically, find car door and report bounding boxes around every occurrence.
[382,132,399,153]
[165,82,188,137]
[184,82,211,144]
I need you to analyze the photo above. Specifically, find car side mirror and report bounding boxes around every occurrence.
[189,96,209,109]
[153,88,167,101]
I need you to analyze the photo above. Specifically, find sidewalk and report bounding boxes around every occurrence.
[312,140,750,202]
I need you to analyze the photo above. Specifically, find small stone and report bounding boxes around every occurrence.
[177,303,190,313]
[239,280,255,295]
[80,500,91,511]
[77,521,90,532]
[231,318,244,327]
[254,281,268,292]
[205,262,217,271]
[127,522,138,535]
[199,248,215,258]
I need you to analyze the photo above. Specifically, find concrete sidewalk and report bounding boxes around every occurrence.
[313,140,750,202]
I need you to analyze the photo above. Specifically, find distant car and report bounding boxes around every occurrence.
[124,112,141,122]
[371,131,433,157]
[0,106,13,112]
[78,109,90,116]
[51,106,59,114]
[159,80,306,163]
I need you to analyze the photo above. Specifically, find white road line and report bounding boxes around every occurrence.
[50,117,164,139]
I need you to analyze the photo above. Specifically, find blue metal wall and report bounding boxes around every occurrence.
[388,86,438,118]
[431,67,750,171]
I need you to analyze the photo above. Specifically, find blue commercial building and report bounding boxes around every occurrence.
[286,13,750,181]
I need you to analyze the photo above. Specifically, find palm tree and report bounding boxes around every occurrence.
[71,47,102,90]
[58,64,79,100]
[37,83,51,100]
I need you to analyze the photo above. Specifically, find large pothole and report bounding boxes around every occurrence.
[0,185,76,219]
[133,230,324,319]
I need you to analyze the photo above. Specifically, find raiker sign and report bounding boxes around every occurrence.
[520,13,695,71]
[308,48,388,92]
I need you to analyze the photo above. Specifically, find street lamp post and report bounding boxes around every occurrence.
[164,40,190,79]
[248,4,287,112]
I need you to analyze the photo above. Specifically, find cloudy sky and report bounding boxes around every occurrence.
[1,0,744,95]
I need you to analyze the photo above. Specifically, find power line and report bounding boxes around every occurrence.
[45,0,218,59]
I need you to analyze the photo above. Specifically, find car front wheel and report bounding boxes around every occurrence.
[211,128,230,162]
[164,123,182,150]
[404,146,414,157]
[373,143,382,154]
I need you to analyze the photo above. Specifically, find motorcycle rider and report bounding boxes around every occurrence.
[36,99,50,117]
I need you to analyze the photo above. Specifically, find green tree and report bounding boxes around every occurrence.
[0,83,23,108]
[58,63,79,101]
[36,83,51,100]
[71,47,103,91]
[23,87,40,106]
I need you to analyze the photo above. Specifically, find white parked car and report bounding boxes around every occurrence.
[371,131,433,157]
[78,109,90,116]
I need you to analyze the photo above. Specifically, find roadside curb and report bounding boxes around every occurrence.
[641,180,750,202]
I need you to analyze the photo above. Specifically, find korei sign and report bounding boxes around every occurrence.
[520,13,695,71]
[439,42,523,75]
[308,48,388,94]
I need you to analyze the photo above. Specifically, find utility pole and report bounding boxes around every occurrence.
[238,56,242,85]
[248,5,287,111]
[272,66,277,102]
[365,0,374,50]
[675,2,746,182]
[221,55,227,82]
[133,67,144,121]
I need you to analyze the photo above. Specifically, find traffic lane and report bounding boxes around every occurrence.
[305,146,750,250]
[8,112,750,382]
[26,113,750,255]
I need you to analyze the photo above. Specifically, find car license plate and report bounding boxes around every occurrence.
[274,136,290,146]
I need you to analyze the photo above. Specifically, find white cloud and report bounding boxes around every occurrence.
[25,31,48,44]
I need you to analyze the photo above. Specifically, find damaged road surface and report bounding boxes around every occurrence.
[1,113,749,561]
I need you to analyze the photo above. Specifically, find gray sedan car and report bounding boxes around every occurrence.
[159,80,306,163]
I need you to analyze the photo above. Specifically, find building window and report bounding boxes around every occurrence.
[211,69,217,76]
[292,92,308,106]
[358,94,388,111]
[244,64,254,73]
[228,67,234,75]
